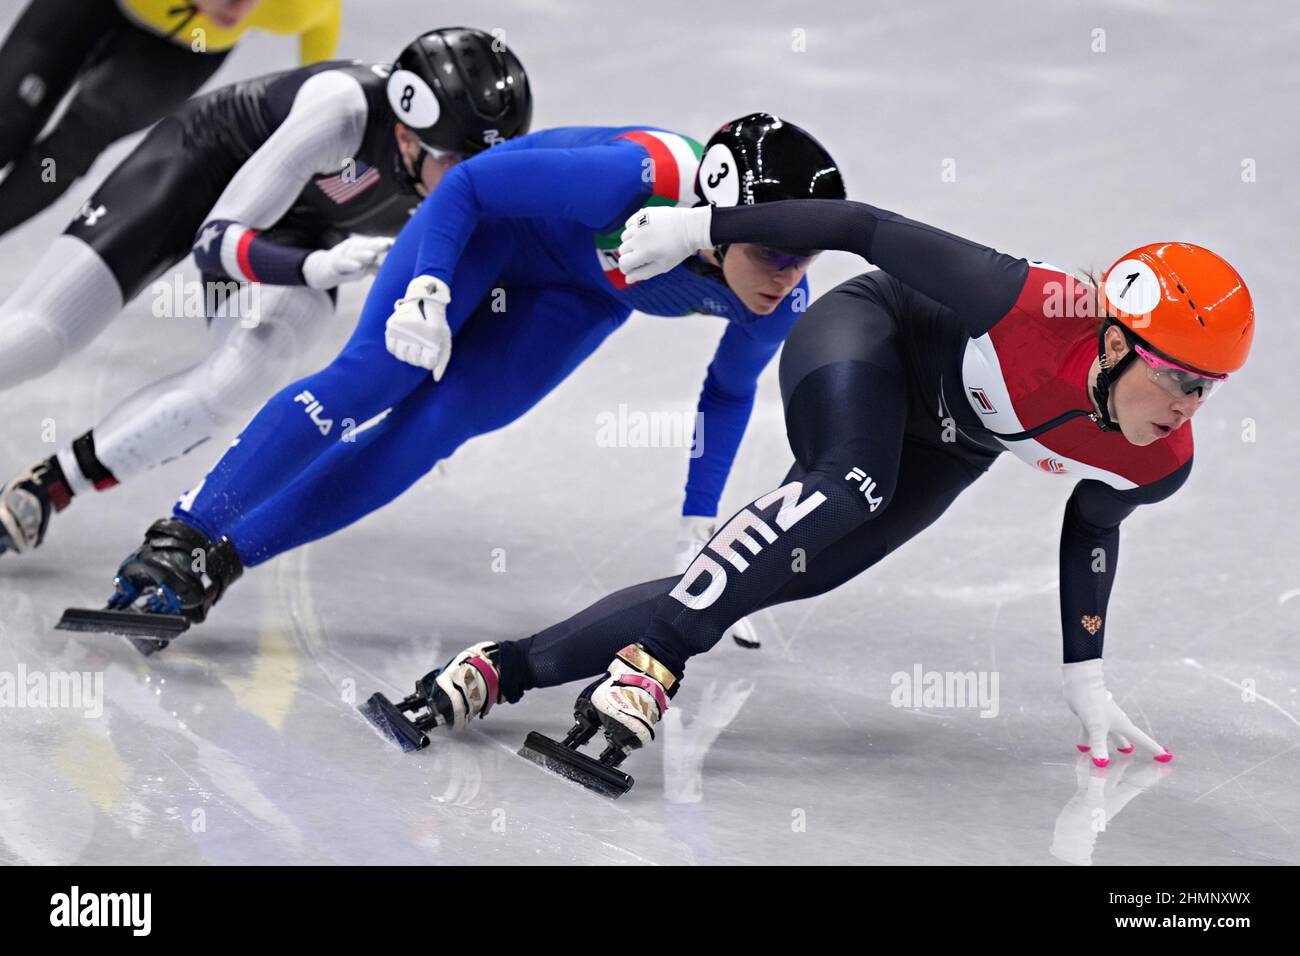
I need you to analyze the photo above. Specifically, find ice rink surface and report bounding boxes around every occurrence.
[1,0,1297,865]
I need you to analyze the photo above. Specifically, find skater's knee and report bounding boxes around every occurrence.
[803,454,900,522]
[326,340,428,404]
[56,90,139,162]
[382,379,483,468]
[444,401,501,446]
[29,115,108,182]
[0,308,64,385]
[194,323,300,423]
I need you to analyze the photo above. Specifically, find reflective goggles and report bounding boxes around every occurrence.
[742,244,819,272]
[416,141,463,165]
[1134,342,1228,401]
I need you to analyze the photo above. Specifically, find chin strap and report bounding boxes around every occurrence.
[390,143,425,198]
[1089,320,1138,433]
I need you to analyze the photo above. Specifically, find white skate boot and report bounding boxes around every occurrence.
[0,460,66,555]
[360,642,505,751]
[518,643,680,798]
[589,643,678,750]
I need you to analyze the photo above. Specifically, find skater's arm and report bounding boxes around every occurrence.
[709,200,1029,336]
[1058,463,1191,662]
[681,295,800,516]
[192,70,368,285]
[297,0,342,64]
[413,144,650,284]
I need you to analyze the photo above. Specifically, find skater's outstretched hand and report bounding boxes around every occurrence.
[303,235,394,289]
[1062,659,1172,767]
[386,275,453,379]
[618,206,714,284]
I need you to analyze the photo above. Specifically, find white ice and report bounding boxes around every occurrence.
[0,0,1297,865]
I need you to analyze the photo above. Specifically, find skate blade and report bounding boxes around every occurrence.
[359,693,430,752]
[517,731,633,799]
[55,607,188,656]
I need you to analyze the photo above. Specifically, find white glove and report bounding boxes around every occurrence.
[302,235,393,289]
[672,515,763,649]
[618,205,714,284]
[385,275,452,378]
[1062,659,1171,767]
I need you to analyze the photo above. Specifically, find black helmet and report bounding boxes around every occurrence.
[388,27,532,157]
[694,112,844,208]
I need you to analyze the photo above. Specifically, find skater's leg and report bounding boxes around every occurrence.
[634,276,914,676]
[225,284,631,564]
[498,439,992,698]
[0,0,118,169]
[93,280,625,623]
[173,214,519,537]
[0,110,237,392]
[498,274,999,691]
[58,284,333,490]
[499,577,680,700]
[0,236,124,390]
[0,8,229,236]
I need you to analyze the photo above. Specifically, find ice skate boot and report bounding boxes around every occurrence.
[56,517,243,654]
[519,644,677,798]
[0,458,72,556]
[361,642,504,752]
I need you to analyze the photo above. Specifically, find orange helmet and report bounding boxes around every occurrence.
[1100,242,1254,375]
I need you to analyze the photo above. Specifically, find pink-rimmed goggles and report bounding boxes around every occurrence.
[1133,342,1228,401]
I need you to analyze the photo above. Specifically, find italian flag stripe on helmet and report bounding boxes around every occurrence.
[593,130,704,290]
[618,130,705,207]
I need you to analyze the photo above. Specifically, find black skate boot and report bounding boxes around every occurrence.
[0,458,73,556]
[56,518,244,654]
[519,644,678,798]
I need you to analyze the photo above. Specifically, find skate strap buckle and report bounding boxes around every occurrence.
[615,644,676,691]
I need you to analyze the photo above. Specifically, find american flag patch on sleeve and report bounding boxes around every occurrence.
[314,161,381,204]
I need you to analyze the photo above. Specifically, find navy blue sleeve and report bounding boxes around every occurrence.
[710,199,1029,336]
[1059,460,1192,663]
[413,143,650,286]
[681,284,803,516]
[193,220,313,285]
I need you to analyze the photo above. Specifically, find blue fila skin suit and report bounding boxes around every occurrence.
[174,125,811,564]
